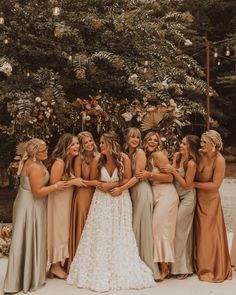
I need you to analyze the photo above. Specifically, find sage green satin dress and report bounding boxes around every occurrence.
[4,172,48,293]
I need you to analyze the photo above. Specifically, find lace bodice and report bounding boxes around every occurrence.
[100,167,118,182]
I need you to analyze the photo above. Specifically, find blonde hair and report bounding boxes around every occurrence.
[142,131,162,154]
[17,138,46,175]
[202,129,223,151]
[78,131,98,164]
[123,127,142,153]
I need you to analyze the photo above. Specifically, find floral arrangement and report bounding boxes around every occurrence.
[0,224,12,257]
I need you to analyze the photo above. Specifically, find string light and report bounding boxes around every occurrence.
[217,59,221,66]
[0,13,4,25]
[52,1,60,16]
[225,46,230,56]
[213,48,218,58]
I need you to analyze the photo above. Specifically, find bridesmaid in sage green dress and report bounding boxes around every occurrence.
[110,127,160,280]
[4,138,66,294]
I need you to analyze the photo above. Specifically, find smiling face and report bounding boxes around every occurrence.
[82,136,94,152]
[179,137,189,155]
[67,136,79,157]
[35,144,48,161]
[146,134,159,153]
[127,131,140,150]
[100,136,111,155]
[200,135,213,154]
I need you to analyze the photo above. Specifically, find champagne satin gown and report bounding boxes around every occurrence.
[230,224,236,270]
[194,162,232,282]
[4,172,48,293]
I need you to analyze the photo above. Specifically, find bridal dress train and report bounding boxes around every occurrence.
[67,166,156,292]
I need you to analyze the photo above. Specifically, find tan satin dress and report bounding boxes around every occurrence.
[194,158,232,282]
[47,159,74,266]
[68,161,94,270]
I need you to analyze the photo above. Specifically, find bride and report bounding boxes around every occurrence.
[67,131,155,292]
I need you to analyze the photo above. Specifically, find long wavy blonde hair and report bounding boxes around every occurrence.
[97,131,124,181]
[142,131,162,171]
[78,131,98,164]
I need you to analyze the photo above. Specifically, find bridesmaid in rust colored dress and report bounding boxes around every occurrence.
[194,130,232,282]
[68,131,99,270]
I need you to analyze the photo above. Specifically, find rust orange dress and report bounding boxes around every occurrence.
[194,158,232,282]
[67,160,94,270]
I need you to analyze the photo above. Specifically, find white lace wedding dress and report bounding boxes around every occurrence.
[67,166,156,292]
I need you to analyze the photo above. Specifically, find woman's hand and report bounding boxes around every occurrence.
[67,178,87,187]
[110,187,122,197]
[55,181,69,191]
[160,164,174,174]
[136,170,150,181]
[96,182,111,192]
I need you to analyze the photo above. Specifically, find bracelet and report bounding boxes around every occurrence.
[54,183,58,191]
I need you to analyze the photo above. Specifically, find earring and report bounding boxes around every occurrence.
[33,155,36,162]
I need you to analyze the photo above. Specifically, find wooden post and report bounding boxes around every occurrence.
[205,38,210,131]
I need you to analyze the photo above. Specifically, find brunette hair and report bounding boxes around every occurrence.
[97,131,124,181]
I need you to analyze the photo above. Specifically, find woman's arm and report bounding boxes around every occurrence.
[194,155,225,190]
[110,150,145,196]
[50,159,64,184]
[137,151,173,183]
[162,160,196,188]
[28,163,67,197]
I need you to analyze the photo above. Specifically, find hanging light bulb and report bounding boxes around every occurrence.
[213,48,218,58]
[0,13,4,25]
[217,59,221,66]
[52,1,60,16]
[225,46,230,56]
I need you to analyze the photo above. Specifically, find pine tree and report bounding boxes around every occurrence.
[0,0,209,166]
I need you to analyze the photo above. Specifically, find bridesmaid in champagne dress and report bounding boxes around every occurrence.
[47,133,81,279]
[4,139,66,293]
[161,135,200,279]
[136,132,179,280]
[194,130,232,282]
[111,127,160,280]
[68,131,99,270]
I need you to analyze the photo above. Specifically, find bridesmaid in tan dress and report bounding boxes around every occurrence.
[4,139,66,293]
[136,131,179,280]
[161,135,200,279]
[68,131,99,269]
[47,133,82,279]
[110,128,160,280]
[193,130,232,282]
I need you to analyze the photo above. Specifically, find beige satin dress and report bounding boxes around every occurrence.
[4,172,48,293]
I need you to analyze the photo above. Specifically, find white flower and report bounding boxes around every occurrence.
[184,39,192,46]
[121,112,133,122]
[41,101,48,107]
[0,61,13,76]
[161,137,166,142]
[35,97,41,103]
